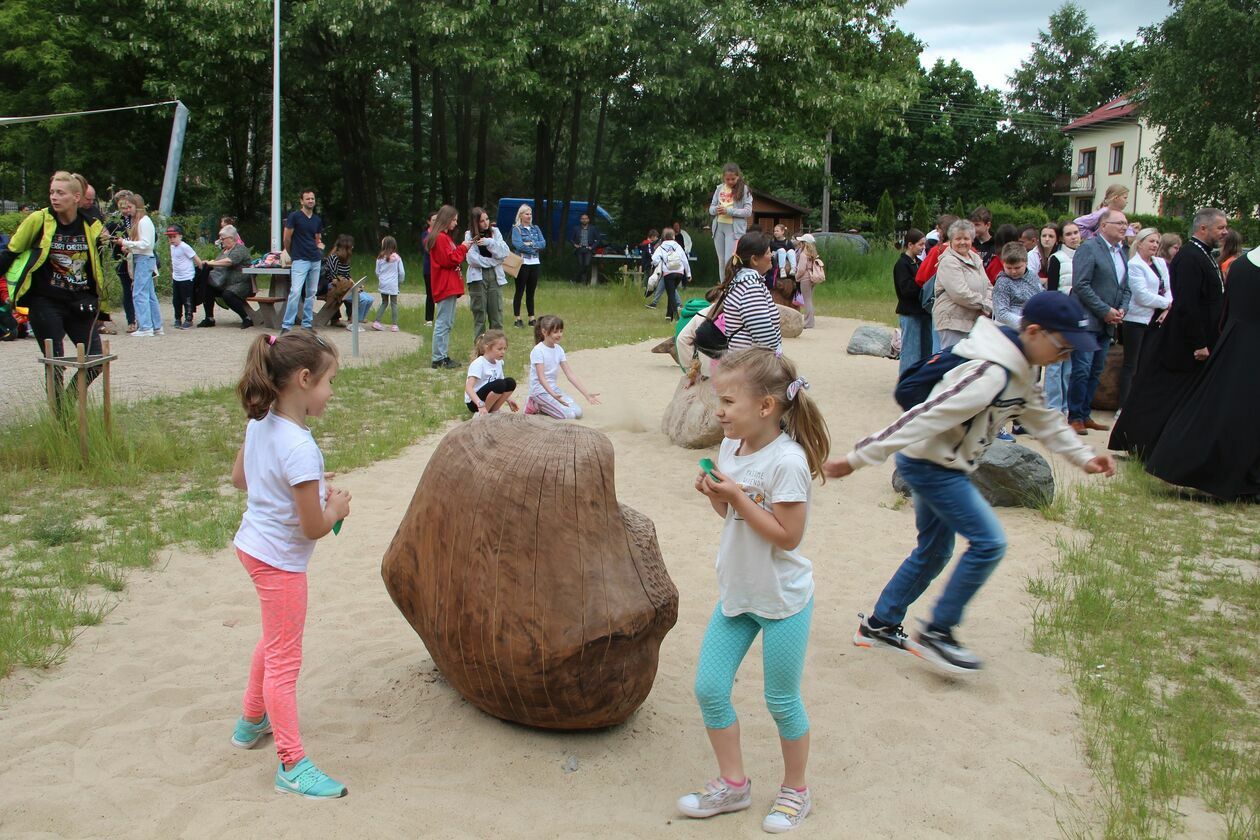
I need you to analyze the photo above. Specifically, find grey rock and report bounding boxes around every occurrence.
[777,304,804,339]
[562,755,580,774]
[661,375,724,449]
[890,440,1054,508]
[846,325,896,358]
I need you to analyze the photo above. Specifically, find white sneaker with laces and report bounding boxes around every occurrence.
[131,329,155,337]
[677,777,752,819]
[762,786,811,833]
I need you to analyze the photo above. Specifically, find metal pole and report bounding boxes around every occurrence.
[821,128,832,233]
[349,278,362,358]
[270,0,281,252]
[158,102,189,217]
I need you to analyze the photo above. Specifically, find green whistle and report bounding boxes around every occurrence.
[699,458,720,481]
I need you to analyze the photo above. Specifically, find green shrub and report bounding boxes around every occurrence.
[874,190,896,243]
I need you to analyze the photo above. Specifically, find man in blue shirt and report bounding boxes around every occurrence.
[281,188,324,331]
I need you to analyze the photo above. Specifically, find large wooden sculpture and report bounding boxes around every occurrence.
[381,414,679,729]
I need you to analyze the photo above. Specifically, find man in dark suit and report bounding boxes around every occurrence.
[1161,207,1228,369]
[1068,209,1132,434]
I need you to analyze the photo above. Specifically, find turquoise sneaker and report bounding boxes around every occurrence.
[231,714,272,749]
[274,757,348,799]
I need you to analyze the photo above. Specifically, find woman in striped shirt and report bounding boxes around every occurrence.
[712,230,782,355]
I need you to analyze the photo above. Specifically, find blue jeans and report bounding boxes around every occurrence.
[130,254,161,332]
[898,314,933,376]
[432,296,457,362]
[283,259,321,329]
[1067,330,1110,422]
[343,290,374,323]
[873,455,1007,632]
[1043,358,1072,414]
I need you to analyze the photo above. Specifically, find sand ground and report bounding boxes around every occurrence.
[0,316,1116,838]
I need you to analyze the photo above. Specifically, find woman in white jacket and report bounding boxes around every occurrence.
[463,206,509,342]
[707,163,752,276]
[651,228,691,321]
[1119,227,1173,409]
[116,192,162,336]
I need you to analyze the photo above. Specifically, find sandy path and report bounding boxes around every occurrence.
[0,322,422,421]
[0,317,1103,838]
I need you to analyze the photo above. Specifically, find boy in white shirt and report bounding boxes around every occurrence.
[165,224,203,329]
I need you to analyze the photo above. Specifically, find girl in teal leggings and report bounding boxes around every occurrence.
[677,347,830,835]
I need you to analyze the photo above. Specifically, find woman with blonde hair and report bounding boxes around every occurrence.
[1119,227,1172,408]
[0,171,108,393]
[509,204,546,328]
[794,234,825,329]
[1158,232,1182,262]
[116,191,163,336]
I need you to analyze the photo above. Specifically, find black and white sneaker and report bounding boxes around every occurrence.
[915,625,983,673]
[852,612,923,658]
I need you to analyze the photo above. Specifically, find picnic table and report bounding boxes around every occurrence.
[242,266,290,329]
[592,253,698,287]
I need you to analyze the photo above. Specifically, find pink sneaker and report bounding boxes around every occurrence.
[390,325,399,332]
[371,321,384,331]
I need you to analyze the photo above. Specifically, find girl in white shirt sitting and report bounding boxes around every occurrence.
[678,347,830,834]
[464,329,518,414]
[525,315,600,419]
[230,331,352,800]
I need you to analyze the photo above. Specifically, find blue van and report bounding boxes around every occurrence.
[494,198,614,242]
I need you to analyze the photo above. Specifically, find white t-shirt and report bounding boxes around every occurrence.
[169,241,198,282]
[465,356,505,403]
[528,342,566,396]
[715,434,813,619]
[233,412,326,573]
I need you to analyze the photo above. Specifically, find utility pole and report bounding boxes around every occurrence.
[270,0,282,252]
[821,129,832,233]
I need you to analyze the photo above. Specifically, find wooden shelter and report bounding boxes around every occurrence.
[751,189,810,236]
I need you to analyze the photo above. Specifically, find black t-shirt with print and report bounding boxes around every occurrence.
[33,214,97,304]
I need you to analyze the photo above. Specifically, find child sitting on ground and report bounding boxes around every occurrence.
[465,329,518,414]
[825,292,1116,674]
[526,315,600,419]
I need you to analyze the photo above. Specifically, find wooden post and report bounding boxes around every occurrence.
[44,339,57,413]
[101,339,112,436]
[74,342,89,462]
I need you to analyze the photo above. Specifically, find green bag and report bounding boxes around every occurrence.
[672,298,711,370]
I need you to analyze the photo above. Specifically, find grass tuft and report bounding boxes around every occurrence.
[1028,459,1259,838]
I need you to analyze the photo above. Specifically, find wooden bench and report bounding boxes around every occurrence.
[246,296,286,329]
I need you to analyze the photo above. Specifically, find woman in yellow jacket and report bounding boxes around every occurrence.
[0,171,108,388]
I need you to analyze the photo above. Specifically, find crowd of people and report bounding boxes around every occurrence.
[891,188,1255,501]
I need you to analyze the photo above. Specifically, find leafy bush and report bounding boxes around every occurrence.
[874,190,896,243]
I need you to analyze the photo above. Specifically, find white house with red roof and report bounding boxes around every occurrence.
[1055,94,1164,217]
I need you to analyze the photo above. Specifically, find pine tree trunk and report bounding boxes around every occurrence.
[558,86,584,246]
[432,71,450,205]
[410,61,426,237]
[586,89,609,216]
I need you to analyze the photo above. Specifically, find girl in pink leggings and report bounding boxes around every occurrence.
[230,331,352,799]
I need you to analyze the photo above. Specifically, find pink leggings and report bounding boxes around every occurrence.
[238,548,307,766]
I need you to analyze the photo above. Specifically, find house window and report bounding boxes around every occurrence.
[1078,148,1096,177]
[1076,197,1092,215]
[1109,143,1124,175]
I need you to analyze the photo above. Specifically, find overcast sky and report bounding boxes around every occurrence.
[894,0,1170,91]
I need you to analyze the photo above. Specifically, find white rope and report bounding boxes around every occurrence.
[0,100,181,127]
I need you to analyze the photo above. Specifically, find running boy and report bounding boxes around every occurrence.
[823,292,1117,672]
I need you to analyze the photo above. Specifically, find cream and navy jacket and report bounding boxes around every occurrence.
[845,317,1096,474]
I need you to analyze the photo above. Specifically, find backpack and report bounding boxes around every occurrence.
[894,350,1010,411]
[919,274,936,312]
[662,244,685,274]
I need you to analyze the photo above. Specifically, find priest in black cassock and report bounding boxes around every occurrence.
[1108,208,1230,456]
[1144,245,1260,501]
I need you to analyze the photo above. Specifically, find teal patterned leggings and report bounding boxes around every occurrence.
[693,598,813,740]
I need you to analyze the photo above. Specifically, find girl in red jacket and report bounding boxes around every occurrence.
[426,205,470,369]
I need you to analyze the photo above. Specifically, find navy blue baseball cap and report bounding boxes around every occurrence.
[1021,291,1099,352]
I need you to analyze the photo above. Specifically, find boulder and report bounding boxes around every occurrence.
[661,375,724,449]
[1090,345,1125,412]
[381,415,678,730]
[777,304,804,339]
[846,325,896,358]
[651,336,679,364]
[891,440,1054,508]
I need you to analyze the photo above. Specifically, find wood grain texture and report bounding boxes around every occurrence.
[381,414,679,729]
